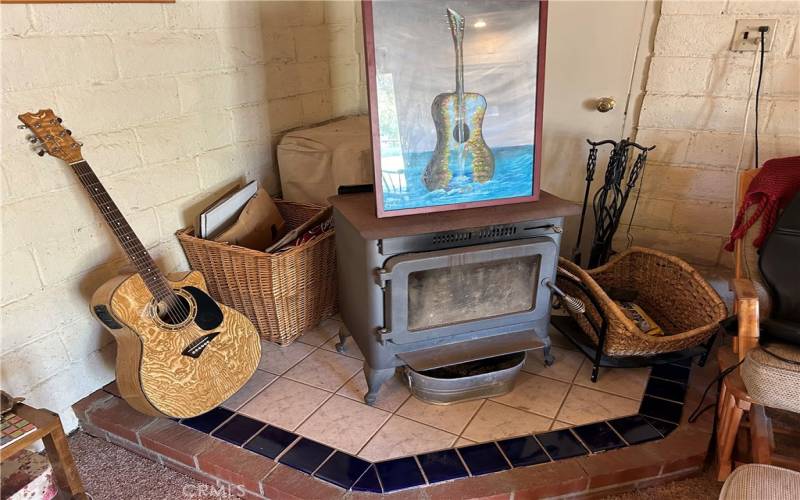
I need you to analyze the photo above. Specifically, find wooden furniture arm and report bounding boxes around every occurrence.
[731,278,760,360]
[732,278,758,300]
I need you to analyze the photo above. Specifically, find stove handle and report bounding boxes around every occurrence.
[544,279,586,314]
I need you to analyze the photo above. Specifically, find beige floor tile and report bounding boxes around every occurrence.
[296,318,342,347]
[523,346,584,382]
[461,401,551,442]
[284,349,363,392]
[358,415,457,462]
[337,370,410,412]
[491,372,570,418]
[454,437,476,447]
[573,361,651,400]
[297,395,391,454]
[550,420,573,431]
[239,378,329,430]
[557,386,640,425]
[257,341,315,375]
[320,335,365,361]
[396,397,482,435]
[221,370,276,410]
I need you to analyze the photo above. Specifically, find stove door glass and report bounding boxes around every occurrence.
[381,238,557,344]
[407,255,540,331]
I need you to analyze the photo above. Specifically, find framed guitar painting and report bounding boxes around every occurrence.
[364,0,547,217]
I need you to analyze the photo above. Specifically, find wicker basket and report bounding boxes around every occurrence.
[556,247,727,357]
[176,200,337,345]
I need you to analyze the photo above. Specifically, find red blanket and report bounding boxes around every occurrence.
[725,156,800,251]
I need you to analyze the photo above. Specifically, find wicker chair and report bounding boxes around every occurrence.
[556,246,727,381]
[719,464,800,500]
[715,169,800,481]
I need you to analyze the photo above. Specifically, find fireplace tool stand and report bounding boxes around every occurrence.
[573,138,655,268]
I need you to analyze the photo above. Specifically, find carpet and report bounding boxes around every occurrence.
[68,432,233,500]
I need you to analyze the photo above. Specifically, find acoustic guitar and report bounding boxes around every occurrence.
[423,8,495,192]
[18,110,261,419]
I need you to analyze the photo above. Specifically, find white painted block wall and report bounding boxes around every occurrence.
[0,1,287,431]
[626,0,800,268]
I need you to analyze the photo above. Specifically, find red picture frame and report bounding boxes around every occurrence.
[363,0,548,218]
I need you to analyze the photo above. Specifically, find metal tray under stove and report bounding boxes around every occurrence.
[396,329,543,371]
[404,351,527,405]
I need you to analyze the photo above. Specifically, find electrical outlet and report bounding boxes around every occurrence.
[731,19,778,52]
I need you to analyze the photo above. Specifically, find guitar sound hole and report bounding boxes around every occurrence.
[158,295,191,325]
[452,121,470,143]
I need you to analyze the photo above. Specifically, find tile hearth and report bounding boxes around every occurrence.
[75,314,713,497]
[222,316,653,462]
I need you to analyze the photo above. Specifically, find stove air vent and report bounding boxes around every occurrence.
[432,231,472,245]
[477,225,517,240]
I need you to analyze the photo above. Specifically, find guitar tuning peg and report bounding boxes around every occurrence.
[36,149,46,157]
[26,135,38,143]
[66,130,72,135]
[17,124,28,129]
[56,117,63,123]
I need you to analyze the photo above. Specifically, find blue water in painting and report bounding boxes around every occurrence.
[381,144,534,212]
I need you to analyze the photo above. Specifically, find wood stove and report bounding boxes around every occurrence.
[329,192,580,404]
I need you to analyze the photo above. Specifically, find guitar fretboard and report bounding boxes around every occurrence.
[71,161,175,303]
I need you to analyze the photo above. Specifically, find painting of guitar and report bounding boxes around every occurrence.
[17,109,261,419]
[363,0,546,217]
[423,8,495,192]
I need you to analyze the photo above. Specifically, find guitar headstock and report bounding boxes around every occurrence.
[17,109,83,163]
[446,8,466,41]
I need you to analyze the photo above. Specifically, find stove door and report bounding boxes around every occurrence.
[380,238,556,345]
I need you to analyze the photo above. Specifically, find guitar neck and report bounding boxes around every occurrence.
[70,160,174,302]
[447,8,466,100]
[454,43,464,99]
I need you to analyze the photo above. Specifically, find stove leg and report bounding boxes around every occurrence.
[335,325,350,353]
[363,364,394,406]
[542,336,555,367]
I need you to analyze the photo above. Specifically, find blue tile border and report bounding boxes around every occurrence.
[536,429,589,460]
[458,442,511,476]
[375,457,426,492]
[314,451,371,490]
[172,357,696,493]
[417,449,469,483]
[278,437,334,474]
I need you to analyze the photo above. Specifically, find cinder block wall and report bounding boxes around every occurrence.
[0,1,283,430]
[260,0,367,145]
[624,0,800,268]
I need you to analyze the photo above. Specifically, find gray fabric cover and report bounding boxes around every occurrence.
[719,464,800,500]
[741,343,800,413]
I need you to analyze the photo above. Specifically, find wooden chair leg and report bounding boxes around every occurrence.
[42,421,87,499]
[716,391,748,481]
[750,404,772,464]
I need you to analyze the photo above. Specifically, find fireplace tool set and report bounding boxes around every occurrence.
[572,138,656,268]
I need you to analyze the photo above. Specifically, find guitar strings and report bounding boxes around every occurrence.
[44,123,189,324]
[45,128,189,324]
[81,166,189,324]
[72,161,189,324]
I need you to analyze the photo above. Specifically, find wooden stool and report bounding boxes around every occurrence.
[0,403,87,499]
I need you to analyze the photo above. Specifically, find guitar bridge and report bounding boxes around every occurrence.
[182,332,220,358]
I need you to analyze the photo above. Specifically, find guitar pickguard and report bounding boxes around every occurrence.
[183,286,223,331]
